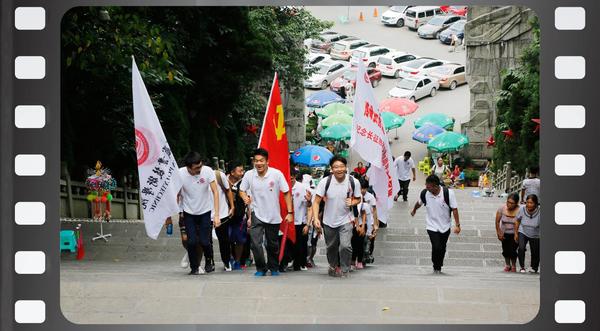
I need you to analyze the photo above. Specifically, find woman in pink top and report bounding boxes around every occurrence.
[495,193,520,272]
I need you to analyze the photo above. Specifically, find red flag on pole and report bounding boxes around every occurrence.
[258,73,295,262]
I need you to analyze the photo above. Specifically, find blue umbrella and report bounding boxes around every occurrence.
[305,91,344,108]
[412,124,446,144]
[291,145,334,167]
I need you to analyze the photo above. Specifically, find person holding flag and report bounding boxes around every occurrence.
[239,148,293,276]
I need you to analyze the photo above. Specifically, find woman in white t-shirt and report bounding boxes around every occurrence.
[431,157,451,185]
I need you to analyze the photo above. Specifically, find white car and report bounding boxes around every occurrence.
[397,57,446,78]
[376,52,418,78]
[380,6,413,27]
[303,60,350,89]
[349,45,393,68]
[388,76,440,101]
[304,53,331,70]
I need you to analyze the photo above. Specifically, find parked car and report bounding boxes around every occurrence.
[417,15,462,39]
[304,53,331,70]
[388,76,440,101]
[397,57,446,78]
[303,60,350,89]
[439,20,466,44]
[404,6,443,30]
[426,63,467,90]
[310,32,351,53]
[380,6,413,27]
[330,67,383,92]
[349,45,393,68]
[330,38,370,60]
[376,52,418,78]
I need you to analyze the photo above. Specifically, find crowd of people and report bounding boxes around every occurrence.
[172,147,540,277]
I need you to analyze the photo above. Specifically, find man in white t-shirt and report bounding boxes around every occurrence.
[313,156,362,277]
[239,148,293,277]
[290,171,311,271]
[520,167,540,204]
[410,174,461,274]
[178,152,220,275]
[212,168,235,272]
[393,151,416,202]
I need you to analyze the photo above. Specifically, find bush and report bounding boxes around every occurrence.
[464,169,480,181]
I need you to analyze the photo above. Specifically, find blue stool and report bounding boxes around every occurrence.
[60,230,77,253]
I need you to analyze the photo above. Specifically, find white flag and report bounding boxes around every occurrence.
[350,61,399,223]
[132,58,182,239]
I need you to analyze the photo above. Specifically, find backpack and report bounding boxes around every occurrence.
[230,180,246,219]
[420,187,452,217]
[319,175,359,217]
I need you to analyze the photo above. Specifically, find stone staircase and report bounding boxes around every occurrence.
[62,188,529,268]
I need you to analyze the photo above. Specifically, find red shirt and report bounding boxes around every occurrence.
[354,167,366,176]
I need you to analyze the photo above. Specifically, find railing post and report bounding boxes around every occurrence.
[123,175,129,219]
[212,157,219,170]
[504,162,512,193]
[219,159,225,171]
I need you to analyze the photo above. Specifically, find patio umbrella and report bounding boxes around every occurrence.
[322,113,353,128]
[379,97,419,116]
[317,102,353,118]
[305,90,344,108]
[427,131,469,153]
[319,124,352,141]
[414,113,455,130]
[291,145,333,167]
[412,124,446,143]
[382,112,406,130]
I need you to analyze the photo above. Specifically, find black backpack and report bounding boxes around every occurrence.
[319,175,359,217]
[231,181,246,219]
[420,187,452,217]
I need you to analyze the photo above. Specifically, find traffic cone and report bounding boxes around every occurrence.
[359,12,364,21]
[373,8,378,17]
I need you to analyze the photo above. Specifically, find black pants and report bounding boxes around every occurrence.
[351,227,366,262]
[182,211,213,272]
[518,234,540,270]
[501,233,518,259]
[293,224,308,269]
[397,179,411,201]
[249,213,280,273]
[427,229,451,271]
[215,217,231,265]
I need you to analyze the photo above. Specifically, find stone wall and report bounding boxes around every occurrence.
[462,6,535,163]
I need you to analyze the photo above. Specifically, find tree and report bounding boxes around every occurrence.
[492,16,539,175]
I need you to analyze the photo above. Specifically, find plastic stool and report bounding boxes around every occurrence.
[60,230,77,253]
[418,161,425,171]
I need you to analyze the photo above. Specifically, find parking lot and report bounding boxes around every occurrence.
[305,6,470,174]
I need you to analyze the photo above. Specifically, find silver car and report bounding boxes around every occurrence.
[398,57,446,79]
[388,76,440,101]
[417,15,462,39]
[304,60,350,89]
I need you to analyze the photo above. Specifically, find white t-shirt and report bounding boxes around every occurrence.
[417,188,458,233]
[292,182,309,225]
[394,157,415,181]
[431,164,449,181]
[210,170,230,220]
[179,166,217,215]
[239,167,290,224]
[521,178,540,201]
[360,192,377,235]
[315,175,362,228]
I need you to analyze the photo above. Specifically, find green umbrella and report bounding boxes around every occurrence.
[414,113,455,130]
[382,112,406,131]
[427,131,469,153]
[317,103,353,118]
[322,113,353,128]
[320,124,352,141]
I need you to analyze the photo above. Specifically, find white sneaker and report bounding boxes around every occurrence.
[198,266,206,274]
[300,266,308,271]
[180,253,189,269]
[224,262,232,272]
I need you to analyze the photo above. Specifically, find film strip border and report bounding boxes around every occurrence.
[6,2,590,327]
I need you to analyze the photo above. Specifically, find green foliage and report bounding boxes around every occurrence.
[463,169,480,181]
[493,16,539,175]
[62,7,329,180]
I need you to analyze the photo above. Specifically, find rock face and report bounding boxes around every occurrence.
[462,6,535,163]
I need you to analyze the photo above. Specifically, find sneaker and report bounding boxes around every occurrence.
[350,265,356,272]
[224,262,232,272]
[205,262,215,273]
[232,261,242,270]
[433,270,442,275]
[528,268,538,274]
[270,270,280,276]
[245,258,253,267]
[335,266,342,277]
[511,266,517,272]
[180,253,189,269]
[328,267,337,277]
[393,195,399,202]
[356,262,364,270]
[300,266,308,271]
[341,271,350,278]
[254,271,266,277]
[520,268,526,273]
[403,198,408,202]
[198,266,206,274]
[189,269,200,275]
[503,266,511,272]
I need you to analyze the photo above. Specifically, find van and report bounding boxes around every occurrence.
[349,45,393,68]
[330,38,370,61]
[404,6,443,30]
